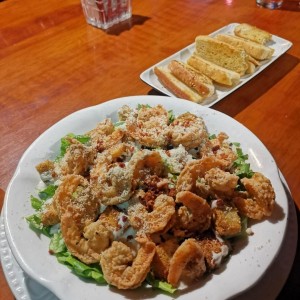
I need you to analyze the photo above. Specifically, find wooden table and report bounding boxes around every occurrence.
[0,0,299,299]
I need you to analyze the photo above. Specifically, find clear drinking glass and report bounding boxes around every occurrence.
[256,0,283,9]
[81,0,132,29]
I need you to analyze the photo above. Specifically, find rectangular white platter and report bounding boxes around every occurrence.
[140,23,293,107]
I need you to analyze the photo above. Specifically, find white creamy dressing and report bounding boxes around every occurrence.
[210,199,219,209]
[112,212,136,242]
[36,180,47,191]
[116,201,129,211]
[40,171,54,184]
[49,223,60,235]
[211,244,229,267]
[99,204,107,214]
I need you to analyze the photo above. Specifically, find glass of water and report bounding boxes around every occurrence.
[81,0,132,30]
[256,0,283,9]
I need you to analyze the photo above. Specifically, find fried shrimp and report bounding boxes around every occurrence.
[96,129,125,152]
[55,143,95,177]
[176,191,212,232]
[91,147,165,206]
[87,118,114,146]
[167,239,206,287]
[90,143,135,205]
[129,149,165,181]
[233,172,275,220]
[152,238,179,280]
[118,105,132,121]
[126,104,170,148]
[208,132,237,169]
[56,175,111,264]
[100,237,156,289]
[176,156,226,193]
[204,167,239,197]
[128,194,175,234]
[169,112,209,150]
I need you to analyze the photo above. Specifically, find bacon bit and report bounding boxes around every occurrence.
[49,249,55,255]
[144,175,160,190]
[129,146,135,152]
[215,199,225,207]
[183,120,191,127]
[141,191,156,211]
[157,178,169,189]
[165,150,171,157]
[122,215,128,222]
[212,145,220,153]
[96,140,105,152]
[168,188,176,198]
[118,162,125,168]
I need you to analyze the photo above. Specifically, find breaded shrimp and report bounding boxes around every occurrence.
[169,112,209,150]
[87,118,114,147]
[90,143,135,205]
[55,143,95,177]
[118,105,132,121]
[176,191,212,233]
[204,167,239,197]
[233,172,275,220]
[100,237,156,289]
[152,238,179,280]
[208,132,237,169]
[126,105,170,148]
[167,238,206,287]
[95,129,125,152]
[128,194,175,234]
[176,156,226,193]
[55,175,111,264]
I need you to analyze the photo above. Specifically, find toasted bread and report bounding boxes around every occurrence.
[154,66,206,103]
[168,60,215,97]
[195,35,249,76]
[215,34,274,60]
[187,54,240,86]
[234,23,272,45]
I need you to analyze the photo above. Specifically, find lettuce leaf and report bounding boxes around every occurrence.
[233,147,254,179]
[26,214,52,237]
[56,252,106,283]
[30,195,43,211]
[49,231,106,283]
[49,232,67,254]
[146,273,177,294]
[168,110,175,124]
[38,185,57,200]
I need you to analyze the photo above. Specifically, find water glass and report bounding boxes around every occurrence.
[81,0,132,29]
[256,0,283,9]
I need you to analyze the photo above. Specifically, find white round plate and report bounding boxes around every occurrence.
[3,96,289,300]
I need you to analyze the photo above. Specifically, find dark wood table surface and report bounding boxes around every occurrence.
[0,0,299,299]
